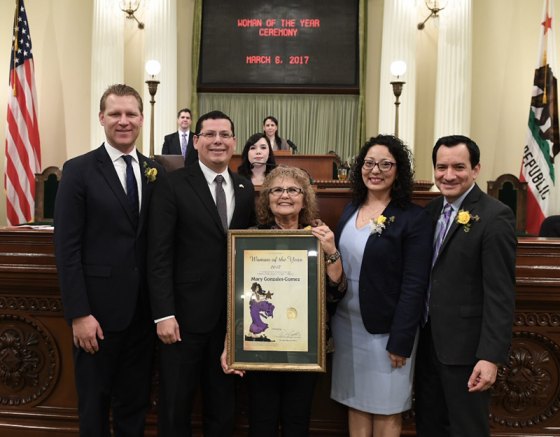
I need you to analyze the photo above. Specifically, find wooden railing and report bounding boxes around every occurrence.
[1,191,560,436]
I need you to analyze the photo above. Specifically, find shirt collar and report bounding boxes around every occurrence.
[198,160,231,186]
[444,183,475,211]
[104,142,139,164]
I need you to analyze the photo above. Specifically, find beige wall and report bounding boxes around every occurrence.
[0,0,550,225]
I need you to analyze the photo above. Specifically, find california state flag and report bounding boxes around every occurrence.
[521,0,560,235]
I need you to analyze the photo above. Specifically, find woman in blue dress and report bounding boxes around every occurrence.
[330,135,432,436]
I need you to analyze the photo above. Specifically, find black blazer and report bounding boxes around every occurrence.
[54,145,162,331]
[148,163,256,333]
[161,131,197,165]
[426,184,516,365]
[334,200,432,357]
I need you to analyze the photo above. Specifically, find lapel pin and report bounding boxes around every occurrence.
[239,184,244,188]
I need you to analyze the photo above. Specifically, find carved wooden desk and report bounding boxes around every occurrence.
[1,229,560,435]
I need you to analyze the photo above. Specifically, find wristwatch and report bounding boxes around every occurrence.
[325,250,341,265]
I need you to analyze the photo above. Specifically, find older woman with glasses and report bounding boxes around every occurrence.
[222,166,344,436]
[330,135,432,437]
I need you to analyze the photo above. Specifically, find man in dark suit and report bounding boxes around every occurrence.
[161,108,197,165]
[148,110,256,436]
[414,135,517,437]
[54,84,162,436]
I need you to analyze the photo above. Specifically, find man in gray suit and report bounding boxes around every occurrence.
[415,135,517,437]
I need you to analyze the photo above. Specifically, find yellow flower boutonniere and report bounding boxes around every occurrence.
[143,162,158,183]
[369,214,395,236]
[456,209,480,232]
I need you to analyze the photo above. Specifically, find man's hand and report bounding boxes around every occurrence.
[72,315,104,354]
[467,359,498,392]
[388,352,407,369]
[157,317,181,344]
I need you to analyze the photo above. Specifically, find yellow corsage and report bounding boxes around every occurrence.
[370,214,395,236]
[456,209,479,232]
[143,162,158,183]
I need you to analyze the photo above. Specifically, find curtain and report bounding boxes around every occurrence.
[191,0,366,163]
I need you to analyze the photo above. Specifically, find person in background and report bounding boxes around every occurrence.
[222,166,345,437]
[54,84,162,436]
[162,108,197,165]
[148,110,256,436]
[414,135,516,437]
[237,132,277,185]
[330,135,432,437]
[263,115,297,152]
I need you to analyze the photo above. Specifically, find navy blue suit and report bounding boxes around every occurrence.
[334,200,432,357]
[54,144,163,436]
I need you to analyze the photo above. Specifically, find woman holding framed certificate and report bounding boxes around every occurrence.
[222,166,344,436]
[330,135,432,437]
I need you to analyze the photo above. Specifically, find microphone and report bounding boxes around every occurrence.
[250,162,276,169]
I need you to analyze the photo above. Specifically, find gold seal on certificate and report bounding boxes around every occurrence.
[286,307,298,320]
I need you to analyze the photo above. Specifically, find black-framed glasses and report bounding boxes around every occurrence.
[268,186,304,197]
[362,159,396,172]
[196,131,234,139]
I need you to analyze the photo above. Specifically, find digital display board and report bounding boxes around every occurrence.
[198,0,359,93]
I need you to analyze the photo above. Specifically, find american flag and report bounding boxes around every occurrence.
[5,0,41,225]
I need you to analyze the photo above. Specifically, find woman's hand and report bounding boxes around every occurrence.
[220,339,245,377]
[311,225,337,256]
[389,352,407,369]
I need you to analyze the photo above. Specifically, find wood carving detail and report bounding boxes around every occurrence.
[515,312,560,327]
[0,296,62,313]
[491,331,560,428]
[0,314,59,406]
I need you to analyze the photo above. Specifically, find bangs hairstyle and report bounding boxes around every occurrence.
[237,133,277,179]
[257,166,318,226]
[350,135,414,208]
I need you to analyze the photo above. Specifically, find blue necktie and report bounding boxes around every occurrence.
[122,155,139,218]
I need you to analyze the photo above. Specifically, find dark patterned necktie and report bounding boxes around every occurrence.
[122,155,139,217]
[215,174,228,231]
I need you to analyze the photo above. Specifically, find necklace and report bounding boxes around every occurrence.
[357,201,390,229]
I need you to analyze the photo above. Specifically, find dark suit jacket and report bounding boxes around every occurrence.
[539,215,560,237]
[148,163,256,333]
[54,145,162,331]
[161,131,197,165]
[335,201,432,357]
[426,184,517,365]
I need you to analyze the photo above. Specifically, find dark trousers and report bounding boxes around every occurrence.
[247,371,318,437]
[157,323,235,437]
[73,308,155,437]
[414,322,490,437]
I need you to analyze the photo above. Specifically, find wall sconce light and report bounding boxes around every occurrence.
[120,0,144,29]
[417,0,448,30]
[390,60,406,138]
[145,60,161,158]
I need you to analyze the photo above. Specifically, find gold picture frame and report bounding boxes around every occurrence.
[226,229,326,372]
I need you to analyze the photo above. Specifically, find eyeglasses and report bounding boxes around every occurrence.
[362,159,396,172]
[196,131,234,140]
[268,186,304,197]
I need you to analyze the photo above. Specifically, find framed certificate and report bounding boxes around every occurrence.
[226,229,326,372]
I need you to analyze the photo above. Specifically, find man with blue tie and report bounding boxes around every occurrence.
[414,135,517,437]
[54,84,162,436]
[162,108,197,165]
